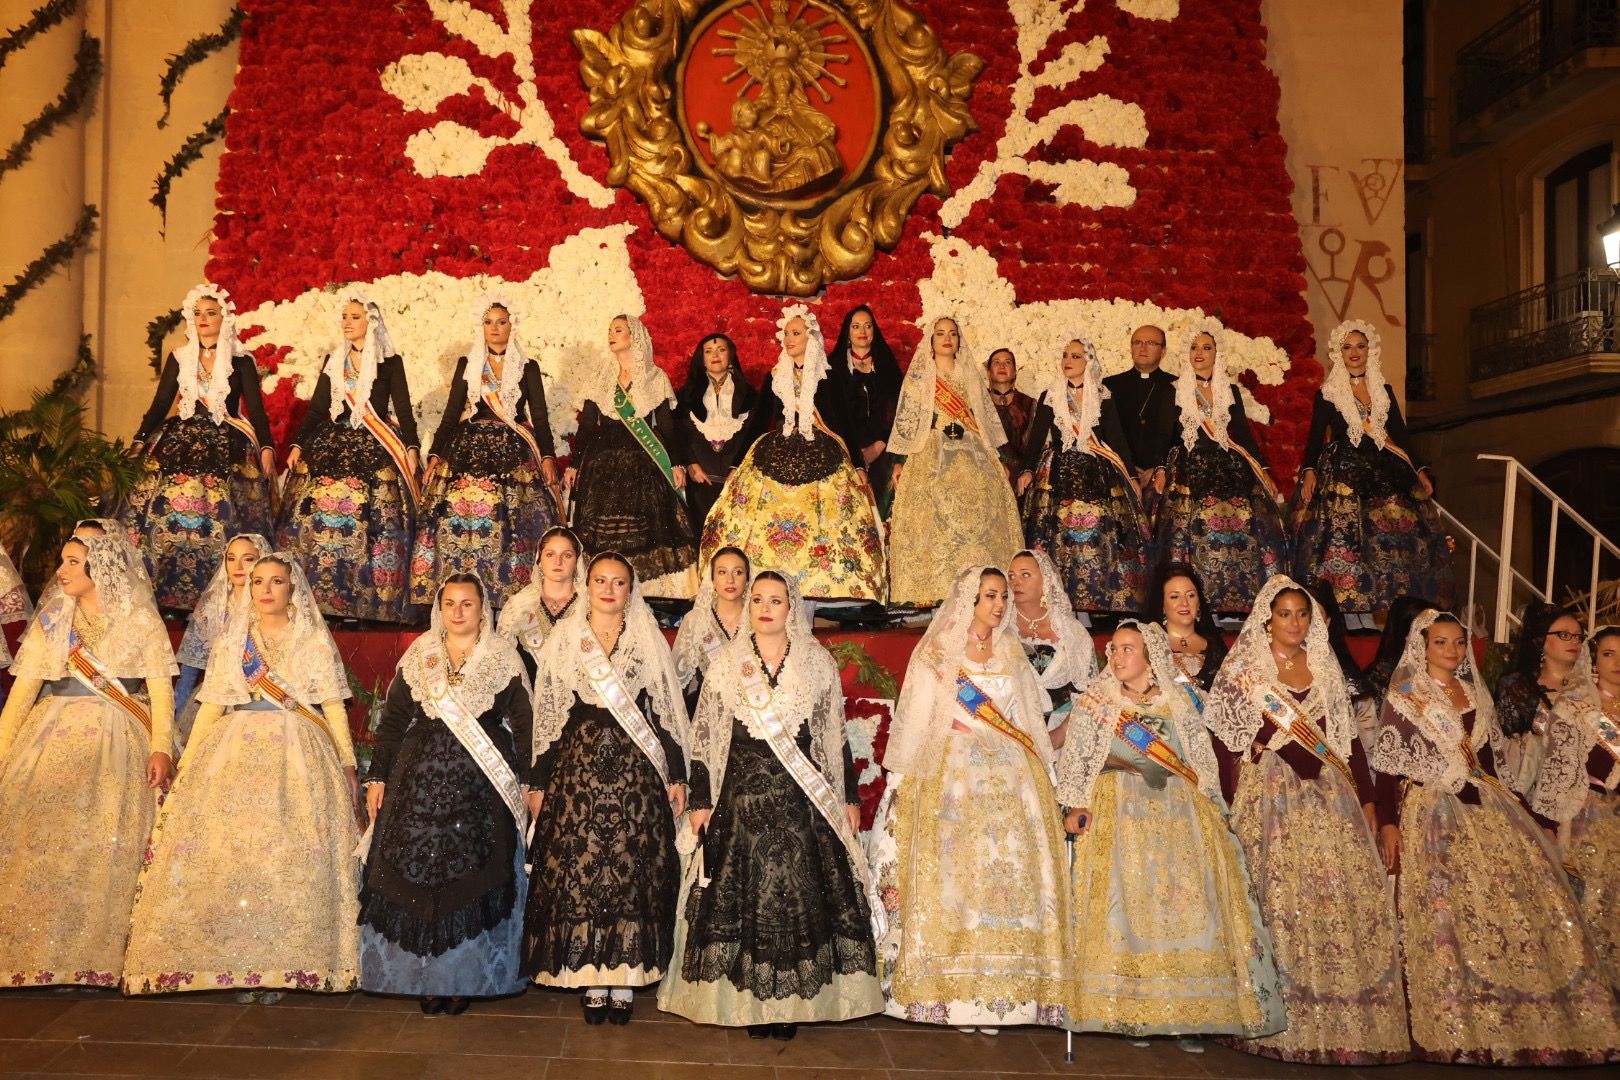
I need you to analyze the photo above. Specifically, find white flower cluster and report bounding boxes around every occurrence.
[243,225,646,443]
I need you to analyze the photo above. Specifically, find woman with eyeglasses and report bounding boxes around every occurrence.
[1493,603,1590,806]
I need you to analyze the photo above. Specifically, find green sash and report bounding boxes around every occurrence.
[614,384,685,504]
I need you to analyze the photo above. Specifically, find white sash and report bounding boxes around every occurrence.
[735,656,887,943]
[581,630,671,786]
[428,681,527,834]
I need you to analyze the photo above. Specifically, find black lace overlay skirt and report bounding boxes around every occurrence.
[681,725,875,1001]
[572,423,696,587]
[359,719,519,957]
[751,429,844,485]
[522,703,677,983]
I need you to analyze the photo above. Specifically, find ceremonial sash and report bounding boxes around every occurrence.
[426,676,527,834]
[613,384,685,504]
[735,656,885,939]
[580,630,671,785]
[1115,707,1201,787]
[66,629,154,740]
[955,672,1040,760]
[1202,417,1281,503]
[1459,734,1509,793]
[933,378,982,435]
[482,387,565,520]
[1086,434,1131,479]
[347,386,420,505]
[1591,709,1620,771]
[1256,684,1354,785]
[241,632,338,752]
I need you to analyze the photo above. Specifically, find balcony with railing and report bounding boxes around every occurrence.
[1468,268,1620,395]
[1454,0,1620,140]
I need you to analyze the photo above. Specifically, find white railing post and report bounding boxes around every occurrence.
[1495,461,1519,643]
[1591,541,1602,633]
[1545,503,1559,602]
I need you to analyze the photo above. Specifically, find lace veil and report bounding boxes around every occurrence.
[1043,335,1106,454]
[462,293,528,420]
[1058,619,1222,808]
[197,552,349,708]
[1527,625,1615,823]
[771,303,830,441]
[11,534,176,682]
[1372,609,1498,794]
[671,551,748,690]
[174,282,247,425]
[884,565,1051,778]
[1173,315,1234,451]
[176,533,272,668]
[584,315,677,418]
[400,574,529,720]
[497,528,586,654]
[888,317,1007,457]
[1013,549,1097,690]
[1320,319,1389,449]
[1206,575,1354,759]
[323,291,396,426]
[532,553,689,763]
[0,545,33,626]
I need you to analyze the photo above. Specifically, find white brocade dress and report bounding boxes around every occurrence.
[870,658,1070,1027]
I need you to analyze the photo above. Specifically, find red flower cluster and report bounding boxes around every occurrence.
[211,0,1316,480]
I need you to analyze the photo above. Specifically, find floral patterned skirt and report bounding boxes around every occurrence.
[888,430,1022,607]
[1154,444,1288,614]
[1066,768,1284,1037]
[700,430,886,602]
[1569,786,1620,991]
[1227,754,1409,1063]
[119,416,273,610]
[408,419,560,610]
[122,704,360,994]
[1022,446,1148,615]
[275,423,417,623]
[871,722,1070,1027]
[0,692,154,988]
[1397,781,1620,1065]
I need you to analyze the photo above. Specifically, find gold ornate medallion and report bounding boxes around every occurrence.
[574,0,981,295]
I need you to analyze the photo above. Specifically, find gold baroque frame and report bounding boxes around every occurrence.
[573,0,982,296]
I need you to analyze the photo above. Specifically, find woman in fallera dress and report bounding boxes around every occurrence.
[1008,549,1097,745]
[676,334,757,534]
[1015,336,1148,615]
[277,293,421,622]
[172,533,271,744]
[1059,620,1283,1048]
[0,535,175,988]
[523,552,690,1023]
[1492,602,1583,801]
[887,319,1022,606]
[1522,623,1620,986]
[1373,611,1620,1064]
[0,546,33,703]
[1146,561,1228,697]
[1292,320,1451,615]
[121,284,275,610]
[566,315,698,599]
[671,547,749,715]
[123,553,359,999]
[659,571,882,1036]
[1152,319,1287,614]
[700,304,885,602]
[827,304,902,511]
[359,574,531,1013]
[1206,578,1408,1063]
[496,526,581,677]
[410,296,562,610]
[870,566,1069,1033]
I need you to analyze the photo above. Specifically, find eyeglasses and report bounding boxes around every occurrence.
[1546,630,1587,643]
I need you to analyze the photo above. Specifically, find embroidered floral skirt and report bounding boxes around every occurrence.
[408,419,560,611]
[888,430,1022,607]
[870,721,1070,1027]
[1022,446,1148,615]
[659,728,881,1025]
[699,430,886,602]
[119,416,273,610]
[276,423,417,623]
[1154,443,1288,614]
[1227,753,1408,1063]
[1396,781,1620,1064]
[0,693,154,988]
[1291,442,1452,614]
[571,423,697,599]
[123,704,360,994]
[1065,768,1285,1037]
[1569,787,1620,991]
[522,703,677,987]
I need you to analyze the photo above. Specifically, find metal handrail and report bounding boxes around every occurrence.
[1455,0,1620,121]
[1433,499,1540,640]
[1479,453,1620,640]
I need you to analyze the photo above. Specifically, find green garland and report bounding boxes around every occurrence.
[0,32,102,178]
[44,335,98,398]
[146,307,183,374]
[0,0,80,73]
[0,204,98,323]
[158,6,243,129]
[151,107,228,228]
[827,639,900,699]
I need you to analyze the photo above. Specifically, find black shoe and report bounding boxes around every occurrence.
[582,993,608,1025]
[607,996,633,1025]
[771,1023,797,1041]
[746,1024,772,1040]
[420,997,446,1015]
[444,997,470,1016]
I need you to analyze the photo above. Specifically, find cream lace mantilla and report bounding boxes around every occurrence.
[888,318,1007,457]
[177,534,272,668]
[1172,315,1235,451]
[1372,610,1502,794]
[174,282,248,426]
[322,291,396,427]
[1043,335,1106,455]
[1320,319,1389,450]
[12,535,176,682]
[402,576,529,719]
[197,553,347,708]
[1013,549,1097,691]
[582,315,677,419]
[461,293,529,421]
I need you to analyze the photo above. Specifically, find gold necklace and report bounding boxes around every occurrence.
[1272,646,1305,671]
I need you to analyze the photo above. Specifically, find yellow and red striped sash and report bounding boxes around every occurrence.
[1257,685,1354,785]
[348,389,420,504]
[66,632,152,737]
[956,672,1040,760]
[241,632,337,751]
[934,378,982,435]
[1203,417,1281,502]
[1114,707,1201,787]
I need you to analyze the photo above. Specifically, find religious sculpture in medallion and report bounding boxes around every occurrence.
[574,0,981,295]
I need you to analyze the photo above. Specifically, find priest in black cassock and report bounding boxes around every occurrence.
[1102,323,1177,485]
